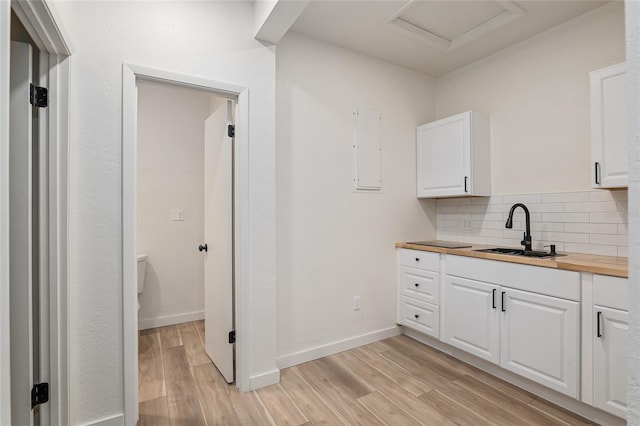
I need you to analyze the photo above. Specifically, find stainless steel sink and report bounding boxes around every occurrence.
[474,247,566,258]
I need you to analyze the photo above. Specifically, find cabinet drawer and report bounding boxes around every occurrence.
[399,267,439,304]
[398,249,439,271]
[398,296,439,338]
[594,275,628,311]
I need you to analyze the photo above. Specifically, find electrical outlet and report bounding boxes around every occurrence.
[461,219,473,230]
[353,296,361,311]
[171,209,184,221]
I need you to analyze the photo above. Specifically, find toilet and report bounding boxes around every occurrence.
[137,254,148,310]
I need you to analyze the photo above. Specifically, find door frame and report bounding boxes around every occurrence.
[0,1,71,425]
[122,63,249,424]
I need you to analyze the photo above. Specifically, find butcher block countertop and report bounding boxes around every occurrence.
[396,241,628,278]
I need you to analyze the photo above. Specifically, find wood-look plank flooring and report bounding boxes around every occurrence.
[139,321,596,425]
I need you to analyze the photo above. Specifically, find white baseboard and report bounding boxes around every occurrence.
[138,310,204,330]
[276,326,401,370]
[249,368,281,390]
[78,413,124,426]
[403,328,625,426]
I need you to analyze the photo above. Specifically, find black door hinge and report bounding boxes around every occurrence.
[227,124,235,138]
[30,84,48,108]
[228,330,236,344]
[31,383,49,408]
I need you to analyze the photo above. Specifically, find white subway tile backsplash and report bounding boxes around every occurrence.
[564,223,618,234]
[436,190,628,257]
[530,222,564,232]
[590,233,628,246]
[541,212,589,223]
[564,243,618,257]
[472,196,503,205]
[527,203,564,213]
[590,212,628,224]
[564,202,617,213]
[540,232,589,244]
[503,194,542,205]
[541,192,590,203]
[618,246,628,257]
[589,191,614,202]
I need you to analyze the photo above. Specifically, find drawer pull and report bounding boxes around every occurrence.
[414,314,420,319]
[414,283,420,288]
[415,257,420,262]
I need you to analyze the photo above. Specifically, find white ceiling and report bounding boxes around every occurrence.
[290,0,610,77]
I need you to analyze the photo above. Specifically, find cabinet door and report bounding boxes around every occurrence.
[591,63,627,188]
[594,306,628,418]
[417,112,470,198]
[443,276,500,364]
[501,288,579,398]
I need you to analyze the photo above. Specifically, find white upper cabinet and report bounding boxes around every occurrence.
[591,62,628,189]
[416,110,491,198]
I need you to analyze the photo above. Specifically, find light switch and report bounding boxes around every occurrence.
[171,209,184,221]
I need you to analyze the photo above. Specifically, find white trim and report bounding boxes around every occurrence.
[249,369,281,390]
[138,311,205,331]
[78,413,125,426]
[121,63,139,426]
[1,3,70,425]
[0,2,12,425]
[403,328,625,426]
[580,272,594,406]
[48,52,70,426]
[276,326,401,370]
[122,63,250,424]
[11,0,72,55]
[234,89,251,392]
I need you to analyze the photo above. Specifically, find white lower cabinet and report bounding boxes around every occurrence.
[442,276,500,364]
[593,306,628,418]
[396,250,629,418]
[442,255,580,398]
[592,273,629,418]
[396,249,440,338]
[501,288,579,398]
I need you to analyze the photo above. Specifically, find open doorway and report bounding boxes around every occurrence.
[122,64,249,424]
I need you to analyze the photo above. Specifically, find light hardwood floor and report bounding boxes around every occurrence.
[139,321,596,425]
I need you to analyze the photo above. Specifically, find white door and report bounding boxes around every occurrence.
[203,100,234,383]
[10,40,34,426]
[416,112,470,198]
[500,288,579,398]
[593,306,628,418]
[442,276,500,364]
[591,63,627,188]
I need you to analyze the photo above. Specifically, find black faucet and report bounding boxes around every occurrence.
[505,203,532,252]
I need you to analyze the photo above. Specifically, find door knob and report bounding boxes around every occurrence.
[198,243,208,252]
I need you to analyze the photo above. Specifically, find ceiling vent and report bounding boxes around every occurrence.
[382,0,526,53]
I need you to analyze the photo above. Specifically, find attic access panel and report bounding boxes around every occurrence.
[383,0,526,52]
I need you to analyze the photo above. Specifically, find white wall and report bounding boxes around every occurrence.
[276,33,436,364]
[137,82,220,329]
[625,0,640,423]
[435,2,625,195]
[61,2,276,424]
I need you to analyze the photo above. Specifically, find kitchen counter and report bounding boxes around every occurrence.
[396,241,628,278]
